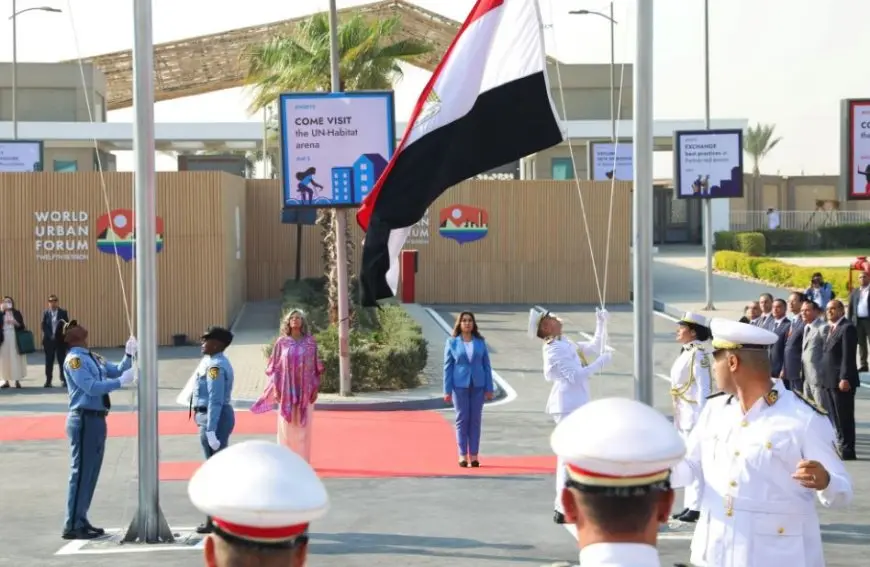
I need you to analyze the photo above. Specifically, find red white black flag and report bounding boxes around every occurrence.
[356,0,564,306]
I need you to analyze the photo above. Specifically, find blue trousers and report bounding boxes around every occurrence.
[64,411,107,531]
[452,387,485,456]
[195,405,235,459]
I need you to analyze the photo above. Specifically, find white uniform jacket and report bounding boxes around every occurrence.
[578,542,663,567]
[671,381,852,567]
[669,341,712,431]
[543,318,607,416]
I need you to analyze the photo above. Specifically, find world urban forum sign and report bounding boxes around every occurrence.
[279,91,396,209]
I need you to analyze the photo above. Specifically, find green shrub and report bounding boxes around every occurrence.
[714,230,736,251]
[758,229,815,252]
[818,223,870,249]
[734,232,766,256]
[713,251,853,300]
[263,278,427,393]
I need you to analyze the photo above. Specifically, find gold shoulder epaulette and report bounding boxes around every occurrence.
[793,390,828,415]
[706,391,726,400]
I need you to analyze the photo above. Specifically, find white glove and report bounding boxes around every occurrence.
[206,431,221,451]
[125,336,139,356]
[596,351,613,367]
[118,368,135,386]
[595,307,610,323]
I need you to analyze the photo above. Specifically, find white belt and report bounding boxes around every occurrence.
[709,494,809,516]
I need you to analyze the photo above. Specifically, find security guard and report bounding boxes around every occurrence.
[61,320,138,540]
[668,312,712,523]
[528,307,613,524]
[188,440,329,567]
[191,325,236,534]
[551,397,687,567]
[671,319,853,567]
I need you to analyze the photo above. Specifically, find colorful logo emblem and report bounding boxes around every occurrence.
[438,204,489,245]
[96,209,165,262]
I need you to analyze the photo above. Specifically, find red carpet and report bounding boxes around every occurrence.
[0,410,556,480]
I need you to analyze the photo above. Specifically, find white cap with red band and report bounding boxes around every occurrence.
[188,440,329,544]
[550,397,686,491]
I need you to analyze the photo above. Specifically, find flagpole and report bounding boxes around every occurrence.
[123,0,173,542]
[633,0,654,405]
[328,0,353,396]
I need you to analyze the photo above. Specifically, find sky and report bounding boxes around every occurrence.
[1,0,866,175]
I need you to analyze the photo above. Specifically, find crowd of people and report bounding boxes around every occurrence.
[738,277,864,461]
[0,294,71,389]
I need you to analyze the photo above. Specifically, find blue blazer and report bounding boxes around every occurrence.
[443,336,494,394]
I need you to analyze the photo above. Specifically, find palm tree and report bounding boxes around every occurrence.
[743,123,782,216]
[244,12,431,323]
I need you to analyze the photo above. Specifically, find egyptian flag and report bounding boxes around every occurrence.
[356,0,564,306]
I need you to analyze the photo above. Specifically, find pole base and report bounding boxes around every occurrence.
[121,506,175,544]
[703,304,716,311]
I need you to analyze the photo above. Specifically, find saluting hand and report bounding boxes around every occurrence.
[792,459,830,490]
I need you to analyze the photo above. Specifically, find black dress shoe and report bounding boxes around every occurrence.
[62,528,100,540]
[470,460,480,468]
[842,453,857,461]
[671,508,688,520]
[196,522,214,534]
[44,380,52,388]
[553,510,566,524]
[458,460,468,468]
[84,522,105,535]
[859,366,868,373]
[677,510,700,523]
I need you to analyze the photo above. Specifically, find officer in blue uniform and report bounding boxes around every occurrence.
[61,320,138,540]
[191,325,236,534]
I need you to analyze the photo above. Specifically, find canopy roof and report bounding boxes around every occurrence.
[62,1,463,110]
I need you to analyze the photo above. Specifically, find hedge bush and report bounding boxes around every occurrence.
[734,232,766,256]
[715,223,870,255]
[713,251,852,299]
[262,278,427,393]
[817,223,870,249]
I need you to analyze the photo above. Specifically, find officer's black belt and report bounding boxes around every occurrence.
[72,409,109,417]
[193,406,208,414]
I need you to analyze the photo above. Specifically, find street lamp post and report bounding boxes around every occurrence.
[569,3,617,142]
[9,3,62,140]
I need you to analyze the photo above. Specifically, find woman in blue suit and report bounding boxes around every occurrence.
[444,311,494,467]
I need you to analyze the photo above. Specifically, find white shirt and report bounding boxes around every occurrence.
[542,319,606,416]
[858,286,869,318]
[671,381,852,567]
[768,210,780,229]
[668,341,712,431]
[578,542,661,567]
[462,339,474,362]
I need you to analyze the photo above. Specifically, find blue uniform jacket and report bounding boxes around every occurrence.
[443,336,494,394]
[194,353,234,432]
[64,346,132,411]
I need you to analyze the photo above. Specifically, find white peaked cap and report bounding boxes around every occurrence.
[527,308,545,339]
[188,441,329,544]
[679,311,708,327]
[710,318,778,351]
[551,398,685,491]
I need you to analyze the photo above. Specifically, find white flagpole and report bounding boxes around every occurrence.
[124,0,173,543]
[633,0,654,405]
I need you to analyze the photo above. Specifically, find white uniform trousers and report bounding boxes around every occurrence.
[678,429,701,510]
[553,413,568,512]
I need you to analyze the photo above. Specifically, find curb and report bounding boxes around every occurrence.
[230,396,450,412]
[653,298,683,320]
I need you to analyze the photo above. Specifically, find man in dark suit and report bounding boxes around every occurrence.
[41,294,69,388]
[768,298,791,382]
[847,271,870,371]
[781,292,807,392]
[821,299,859,460]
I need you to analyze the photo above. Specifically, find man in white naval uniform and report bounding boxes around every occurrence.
[528,307,613,524]
[551,397,689,567]
[671,319,853,567]
[668,312,713,523]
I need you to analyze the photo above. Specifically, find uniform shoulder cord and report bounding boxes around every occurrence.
[670,348,697,404]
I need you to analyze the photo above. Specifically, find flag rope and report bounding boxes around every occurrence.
[543,0,629,313]
[65,0,139,530]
